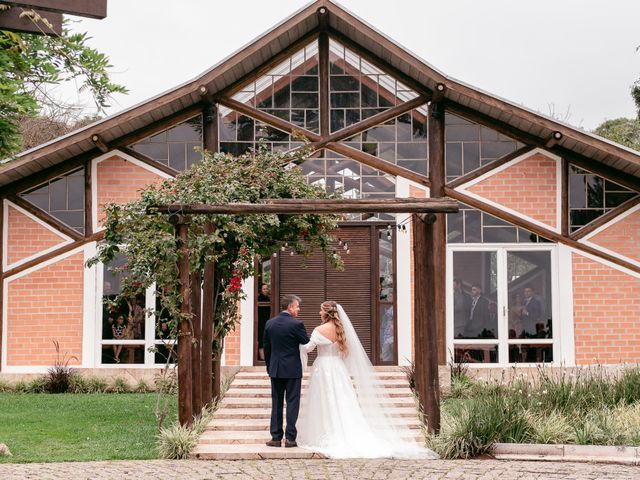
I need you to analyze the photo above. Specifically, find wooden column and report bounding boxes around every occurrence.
[0,200,4,372]
[319,29,330,139]
[201,222,216,407]
[413,213,441,434]
[172,216,193,426]
[190,271,202,415]
[84,161,92,237]
[428,101,447,365]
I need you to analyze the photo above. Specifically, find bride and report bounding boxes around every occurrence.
[296,301,438,459]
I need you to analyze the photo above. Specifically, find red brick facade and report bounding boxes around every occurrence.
[588,209,640,264]
[572,253,640,364]
[96,155,165,226]
[5,204,68,266]
[467,153,558,229]
[6,251,84,366]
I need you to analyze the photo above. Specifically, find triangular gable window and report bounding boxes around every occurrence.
[569,165,639,232]
[232,41,319,133]
[20,167,85,234]
[130,116,203,171]
[445,113,522,182]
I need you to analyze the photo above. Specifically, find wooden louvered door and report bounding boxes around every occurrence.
[276,225,374,362]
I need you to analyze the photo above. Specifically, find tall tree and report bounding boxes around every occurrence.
[0,14,126,158]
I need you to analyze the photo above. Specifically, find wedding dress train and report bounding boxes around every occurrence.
[296,306,438,459]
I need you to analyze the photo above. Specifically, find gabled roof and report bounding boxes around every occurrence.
[2,0,639,190]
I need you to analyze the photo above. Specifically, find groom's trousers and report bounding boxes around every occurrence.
[270,377,302,441]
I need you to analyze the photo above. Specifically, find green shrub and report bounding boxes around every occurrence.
[26,376,47,393]
[530,410,573,444]
[0,379,13,392]
[110,377,130,393]
[13,380,29,393]
[154,371,177,395]
[135,378,152,393]
[157,422,199,459]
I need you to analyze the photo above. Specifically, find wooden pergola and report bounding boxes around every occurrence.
[149,196,458,434]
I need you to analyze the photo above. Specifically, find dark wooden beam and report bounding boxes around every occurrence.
[119,147,179,178]
[171,216,193,427]
[91,134,109,153]
[327,142,430,187]
[445,187,640,275]
[201,222,216,408]
[2,231,104,280]
[412,213,440,434]
[3,1,107,18]
[427,102,446,366]
[202,103,219,154]
[0,6,62,35]
[216,97,321,142]
[0,201,4,371]
[319,30,330,138]
[8,194,83,241]
[571,196,640,241]
[190,271,203,415]
[84,159,92,237]
[545,131,563,149]
[149,198,458,215]
[447,146,534,189]
[561,158,569,237]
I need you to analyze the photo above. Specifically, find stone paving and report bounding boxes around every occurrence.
[0,459,638,480]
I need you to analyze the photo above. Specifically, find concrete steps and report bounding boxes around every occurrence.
[191,366,425,460]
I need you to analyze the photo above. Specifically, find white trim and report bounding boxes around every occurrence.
[395,177,429,365]
[92,149,174,233]
[456,148,562,234]
[2,245,86,372]
[578,203,640,270]
[2,200,73,271]
[569,247,640,280]
[82,242,98,368]
[557,244,576,366]
[240,276,255,366]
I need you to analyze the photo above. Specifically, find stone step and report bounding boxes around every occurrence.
[224,388,414,398]
[234,371,409,380]
[207,418,422,432]
[214,406,419,420]
[198,429,424,445]
[191,443,325,460]
[238,365,405,373]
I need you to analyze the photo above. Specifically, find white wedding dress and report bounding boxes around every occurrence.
[296,305,438,459]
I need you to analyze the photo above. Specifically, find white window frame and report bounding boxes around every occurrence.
[446,243,561,367]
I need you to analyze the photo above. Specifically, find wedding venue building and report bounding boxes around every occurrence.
[1,0,639,375]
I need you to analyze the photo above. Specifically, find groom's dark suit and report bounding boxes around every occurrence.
[263,311,310,442]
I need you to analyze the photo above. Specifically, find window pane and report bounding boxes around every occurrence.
[452,251,497,339]
[509,344,553,363]
[454,344,498,363]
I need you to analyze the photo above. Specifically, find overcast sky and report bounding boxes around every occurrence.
[60,0,640,131]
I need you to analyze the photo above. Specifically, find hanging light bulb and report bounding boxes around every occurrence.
[338,238,343,246]
[343,242,348,250]
[284,242,288,248]
[272,251,277,257]
[387,231,392,240]
[290,250,295,256]
[346,249,351,254]
[281,245,286,252]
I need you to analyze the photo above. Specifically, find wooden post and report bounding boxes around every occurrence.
[190,270,202,415]
[171,216,193,427]
[201,222,215,408]
[413,213,441,434]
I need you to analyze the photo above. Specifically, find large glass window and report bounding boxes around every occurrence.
[130,116,203,171]
[445,113,522,183]
[569,165,638,232]
[377,226,396,363]
[255,259,272,363]
[450,248,555,365]
[20,167,85,234]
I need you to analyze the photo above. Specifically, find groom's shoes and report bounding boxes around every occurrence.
[284,439,297,448]
[265,439,281,447]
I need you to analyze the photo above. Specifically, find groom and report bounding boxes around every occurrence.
[263,294,309,448]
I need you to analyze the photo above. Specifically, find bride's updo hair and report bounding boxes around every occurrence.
[320,301,348,358]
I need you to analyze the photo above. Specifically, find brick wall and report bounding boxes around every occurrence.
[572,253,640,364]
[588,209,640,263]
[6,204,67,266]
[224,319,241,366]
[96,155,165,226]
[467,153,558,229]
[6,252,84,366]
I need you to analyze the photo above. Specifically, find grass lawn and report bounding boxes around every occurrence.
[0,393,177,463]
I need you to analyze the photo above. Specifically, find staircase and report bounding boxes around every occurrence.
[191,366,425,460]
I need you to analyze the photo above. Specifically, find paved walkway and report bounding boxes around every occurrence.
[0,459,638,479]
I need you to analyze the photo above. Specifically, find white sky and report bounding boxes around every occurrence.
[59,0,640,131]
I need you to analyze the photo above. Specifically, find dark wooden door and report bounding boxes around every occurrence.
[277,225,374,359]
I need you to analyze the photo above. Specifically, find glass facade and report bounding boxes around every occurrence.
[20,167,85,234]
